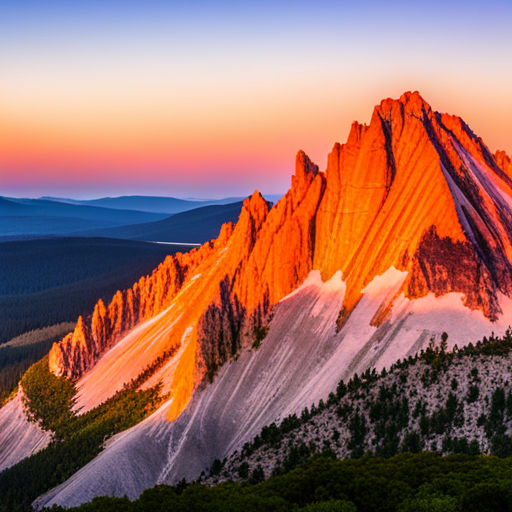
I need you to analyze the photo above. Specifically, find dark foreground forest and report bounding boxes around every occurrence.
[49,453,512,512]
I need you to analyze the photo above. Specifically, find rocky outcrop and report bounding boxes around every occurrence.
[48,233,234,379]
[193,99,512,390]
[407,227,499,319]
[494,150,512,178]
[312,92,512,321]
[194,157,324,385]
[232,151,324,311]
[196,276,246,383]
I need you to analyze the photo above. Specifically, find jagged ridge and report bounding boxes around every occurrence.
[48,91,512,419]
[494,149,512,178]
[48,229,233,379]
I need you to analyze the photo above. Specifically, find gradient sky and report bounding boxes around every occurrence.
[1,0,511,199]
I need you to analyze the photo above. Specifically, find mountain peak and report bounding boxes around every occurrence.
[375,90,432,121]
[399,90,429,107]
[346,121,369,146]
[291,151,319,207]
[295,150,318,179]
[27,92,512,508]
[244,191,270,223]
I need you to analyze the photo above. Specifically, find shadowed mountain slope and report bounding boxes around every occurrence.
[0,197,169,239]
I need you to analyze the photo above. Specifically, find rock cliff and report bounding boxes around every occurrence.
[48,234,231,378]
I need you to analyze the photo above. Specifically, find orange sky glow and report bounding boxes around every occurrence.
[1,1,511,198]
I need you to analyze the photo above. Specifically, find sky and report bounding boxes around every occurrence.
[1,0,511,199]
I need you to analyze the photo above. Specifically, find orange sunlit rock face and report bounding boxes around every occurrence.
[49,91,512,422]
[48,236,231,378]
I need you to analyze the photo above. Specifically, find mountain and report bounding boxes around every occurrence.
[0,197,169,223]
[0,197,169,239]
[2,91,512,509]
[41,195,247,214]
[73,201,245,243]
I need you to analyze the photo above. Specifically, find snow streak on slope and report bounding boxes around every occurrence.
[73,306,181,412]
[72,245,233,414]
[0,388,51,471]
[34,268,512,509]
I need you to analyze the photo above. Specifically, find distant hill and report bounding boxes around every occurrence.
[41,195,246,214]
[41,194,283,214]
[0,197,169,238]
[76,201,245,243]
[0,197,168,222]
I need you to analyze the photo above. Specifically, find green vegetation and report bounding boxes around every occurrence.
[0,237,191,344]
[252,325,269,350]
[0,357,166,512]
[0,323,74,404]
[20,356,76,437]
[236,329,512,472]
[48,452,512,512]
[198,277,245,383]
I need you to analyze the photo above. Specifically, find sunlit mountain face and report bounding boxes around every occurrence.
[1,92,511,509]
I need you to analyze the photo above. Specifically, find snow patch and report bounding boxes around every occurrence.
[0,388,51,471]
[361,266,407,298]
[141,326,195,394]
[281,269,344,302]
